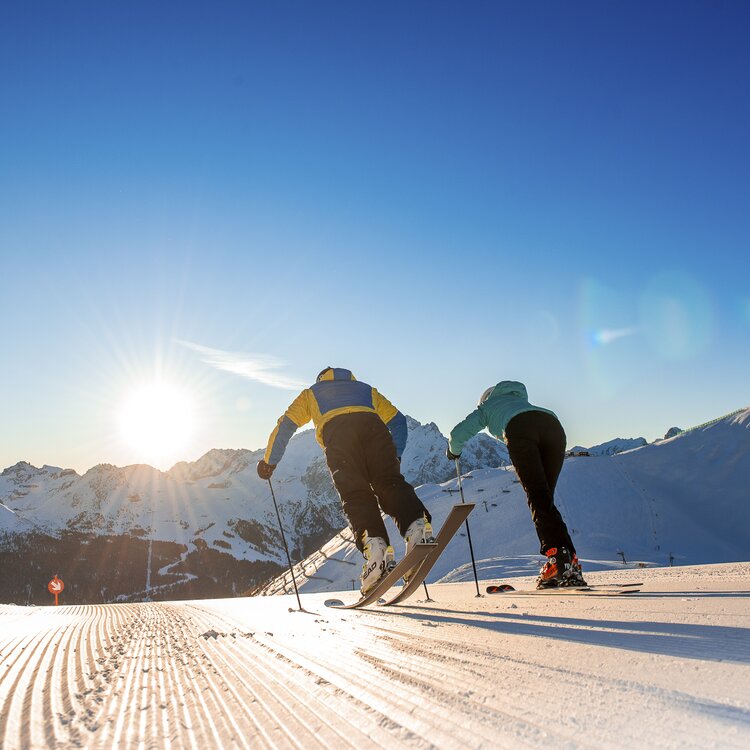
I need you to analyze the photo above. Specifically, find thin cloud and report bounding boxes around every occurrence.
[178,340,306,390]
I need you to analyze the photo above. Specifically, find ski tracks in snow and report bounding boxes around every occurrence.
[1,568,750,750]
[0,599,575,749]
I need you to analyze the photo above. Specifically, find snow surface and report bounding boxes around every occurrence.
[0,562,748,749]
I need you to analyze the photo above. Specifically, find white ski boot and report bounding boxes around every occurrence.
[403,516,435,583]
[360,535,396,595]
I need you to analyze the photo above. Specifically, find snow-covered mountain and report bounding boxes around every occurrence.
[400,415,508,484]
[3,407,747,604]
[0,416,507,603]
[0,417,507,547]
[260,407,750,596]
[569,436,648,456]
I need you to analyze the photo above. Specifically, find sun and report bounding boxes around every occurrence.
[119,382,195,468]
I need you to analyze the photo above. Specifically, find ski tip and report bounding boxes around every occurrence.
[486,584,516,594]
[324,598,344,607]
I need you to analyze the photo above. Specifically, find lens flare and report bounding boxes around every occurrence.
[578,277,639,399]
[591,327,638,347]
[638,272,713,360]
[739,298,750,326]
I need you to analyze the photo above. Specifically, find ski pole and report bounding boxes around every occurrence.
[455,458,482,597]
[268,478,303,611]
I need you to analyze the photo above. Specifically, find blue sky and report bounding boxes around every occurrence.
[1,2,748,471]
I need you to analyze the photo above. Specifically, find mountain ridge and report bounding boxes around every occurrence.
[0,415,508,603]
[2,407,746,604]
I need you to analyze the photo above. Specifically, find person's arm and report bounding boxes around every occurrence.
[448,408,487,457]
[262,390,312,467]
[372,388,408,459]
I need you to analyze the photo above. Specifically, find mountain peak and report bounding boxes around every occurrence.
[169,448,257,482]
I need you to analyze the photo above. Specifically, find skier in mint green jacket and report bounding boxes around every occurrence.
[447,381,586,588]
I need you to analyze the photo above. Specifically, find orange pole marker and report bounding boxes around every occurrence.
[47,575,65,606]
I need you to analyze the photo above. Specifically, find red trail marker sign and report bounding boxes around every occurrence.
[48,575,64,606]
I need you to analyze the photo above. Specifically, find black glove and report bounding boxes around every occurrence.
[257,460,276,480]
[446,448,461,461]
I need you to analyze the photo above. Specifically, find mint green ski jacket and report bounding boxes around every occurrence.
[448,381,558,455]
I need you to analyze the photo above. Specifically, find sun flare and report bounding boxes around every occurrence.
[119,382,195,467]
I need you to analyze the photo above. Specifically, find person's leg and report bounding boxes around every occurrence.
[536,413,575,553]
[360,414,431,536]
[505,411,571,554]
[323,416,389,551]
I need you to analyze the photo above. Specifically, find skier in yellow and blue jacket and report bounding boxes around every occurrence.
[257,367,433,594]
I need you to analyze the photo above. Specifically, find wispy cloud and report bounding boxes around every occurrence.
[178,340,306,390]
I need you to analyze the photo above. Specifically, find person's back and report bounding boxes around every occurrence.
[309,368,377,417]
[450,381,557,451]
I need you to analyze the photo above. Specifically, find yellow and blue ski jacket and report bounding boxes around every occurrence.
[263,368,408,465]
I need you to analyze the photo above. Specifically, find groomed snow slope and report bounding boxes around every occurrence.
[1,563,748,749]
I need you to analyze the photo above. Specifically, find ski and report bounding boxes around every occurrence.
[486,583,641,596]
[325,543,437,609]
[588,581,643,589]
[380,503,476,606]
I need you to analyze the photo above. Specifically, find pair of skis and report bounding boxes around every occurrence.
[486,582,642,596]
[325,501,642,608]
[325,503,475,609]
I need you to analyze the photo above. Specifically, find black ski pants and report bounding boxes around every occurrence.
[505,410,575,555]
[322,412,430,552]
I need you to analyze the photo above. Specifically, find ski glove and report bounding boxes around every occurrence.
[257,460,276,480]
[446,448,461,461]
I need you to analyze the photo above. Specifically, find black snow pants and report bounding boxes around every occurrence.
[322,412,431,552]
[505,410,575,555]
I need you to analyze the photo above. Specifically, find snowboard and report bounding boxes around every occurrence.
[325,542,437,609]
[380,503,476,606]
